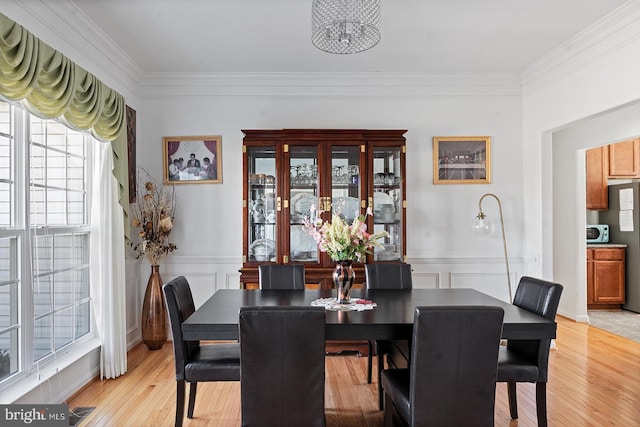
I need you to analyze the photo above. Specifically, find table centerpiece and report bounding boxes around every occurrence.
[304,206,388,303]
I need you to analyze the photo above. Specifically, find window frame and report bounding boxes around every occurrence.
[0,101,96,392]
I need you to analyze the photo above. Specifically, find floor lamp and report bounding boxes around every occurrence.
[473,193,513,302]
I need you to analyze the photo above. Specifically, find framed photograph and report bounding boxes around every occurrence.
[163,135,222,184]
[433,136,491,184]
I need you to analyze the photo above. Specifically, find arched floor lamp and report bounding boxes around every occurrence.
[473,193,513,302]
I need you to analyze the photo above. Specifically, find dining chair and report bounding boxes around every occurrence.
[258,264,305,289]
[381,305,505,427]
[497,276,563,427]
[239,306,326,427]
[162,276,240,427]
[364,262,413,409]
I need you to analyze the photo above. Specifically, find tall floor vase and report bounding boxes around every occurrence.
[141,264,167,350]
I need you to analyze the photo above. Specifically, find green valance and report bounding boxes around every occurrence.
[0,13,125,141]
[0,12,130,236]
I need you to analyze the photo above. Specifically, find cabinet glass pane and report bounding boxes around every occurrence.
[247,146,277,262]
[290,146,319,262]
[372,146,402,261]
[331,146,361,222]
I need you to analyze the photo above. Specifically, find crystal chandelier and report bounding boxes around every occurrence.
[312,0,381,54]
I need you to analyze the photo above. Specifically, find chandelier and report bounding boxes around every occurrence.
[311,0,381,54]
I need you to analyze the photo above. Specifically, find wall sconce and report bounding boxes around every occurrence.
[473,193,512,302]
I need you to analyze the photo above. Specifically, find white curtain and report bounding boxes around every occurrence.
[90,140,127,379]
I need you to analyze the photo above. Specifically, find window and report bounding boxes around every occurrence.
[0,100,93,387]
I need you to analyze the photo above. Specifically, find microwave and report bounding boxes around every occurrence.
[587,224,609,243]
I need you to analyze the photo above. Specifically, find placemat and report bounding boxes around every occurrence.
[311,297,377,311]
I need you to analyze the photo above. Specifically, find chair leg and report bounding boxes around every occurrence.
[383,392,407,427]
[367,340,373,384]
[378,352,384,410]
[187,382,198,418]
[536,382,548,427]
[383,392,393,427]
[175,380,186,427]
[507,382,518,419]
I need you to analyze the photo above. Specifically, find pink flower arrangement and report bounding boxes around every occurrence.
[303,206,388,262]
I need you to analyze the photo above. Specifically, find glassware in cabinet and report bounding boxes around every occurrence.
[288,145,320,263]
[371,144,404,262]
[330,144,364,224]
[246,145,278,262]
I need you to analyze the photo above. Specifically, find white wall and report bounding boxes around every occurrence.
[139,74,525,306]
[521,3,640,320]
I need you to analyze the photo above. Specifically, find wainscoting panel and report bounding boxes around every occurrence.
[155,258,240,308]
[411,272,440,289]
[409,255,521,303]
[125,259,141,347]
[450,272,514,302]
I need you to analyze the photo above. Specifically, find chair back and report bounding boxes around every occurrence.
[365,263,413,289]
[239,306,326,427]
[508,276,563,381]
[410,306,504,426]
[258,264,305,290]
[162,276,199,380]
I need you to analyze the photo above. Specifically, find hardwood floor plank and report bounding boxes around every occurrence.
[67,316,640,426]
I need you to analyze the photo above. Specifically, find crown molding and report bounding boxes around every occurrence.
[11,0,145,101]
[522,1,640,92]
[140,72,522,99]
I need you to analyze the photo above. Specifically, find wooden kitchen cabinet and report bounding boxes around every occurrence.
[586,139,640,210]
[608,138,640,178]
[587,247,625,309]
[586,146,609,210]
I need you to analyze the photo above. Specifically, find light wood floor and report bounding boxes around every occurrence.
[67,316,640,426]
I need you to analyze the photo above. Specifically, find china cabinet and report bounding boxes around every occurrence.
[240,129,407,289]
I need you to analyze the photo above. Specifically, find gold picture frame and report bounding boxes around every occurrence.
[163,135,222,184]
[433,136,491,184]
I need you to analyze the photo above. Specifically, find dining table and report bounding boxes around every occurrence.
[181,288,557,342]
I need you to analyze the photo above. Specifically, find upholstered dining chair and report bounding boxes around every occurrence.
[497,276,563,427]
[258,264,305,289]
[239,306,326,427]
[381,305,505,427]
[163,276,240,427]
[365,262,413,409]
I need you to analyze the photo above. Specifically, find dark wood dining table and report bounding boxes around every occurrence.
[181,288,557,341]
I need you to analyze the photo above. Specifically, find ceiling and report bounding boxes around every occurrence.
[69,0,628,75]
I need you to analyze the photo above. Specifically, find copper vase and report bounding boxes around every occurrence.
[141,264,167,350]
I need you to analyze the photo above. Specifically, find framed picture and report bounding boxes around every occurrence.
[163,135,222,184]
[433,136,491,184]
[126,105,137,202]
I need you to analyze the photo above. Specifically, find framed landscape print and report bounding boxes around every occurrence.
[433,136,491,184]
[163,135,222,184]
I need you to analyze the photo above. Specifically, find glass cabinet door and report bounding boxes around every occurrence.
[371,146,403,261]
[246,146,277,262]
[288,145,320,263]
[331,145,363,223]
